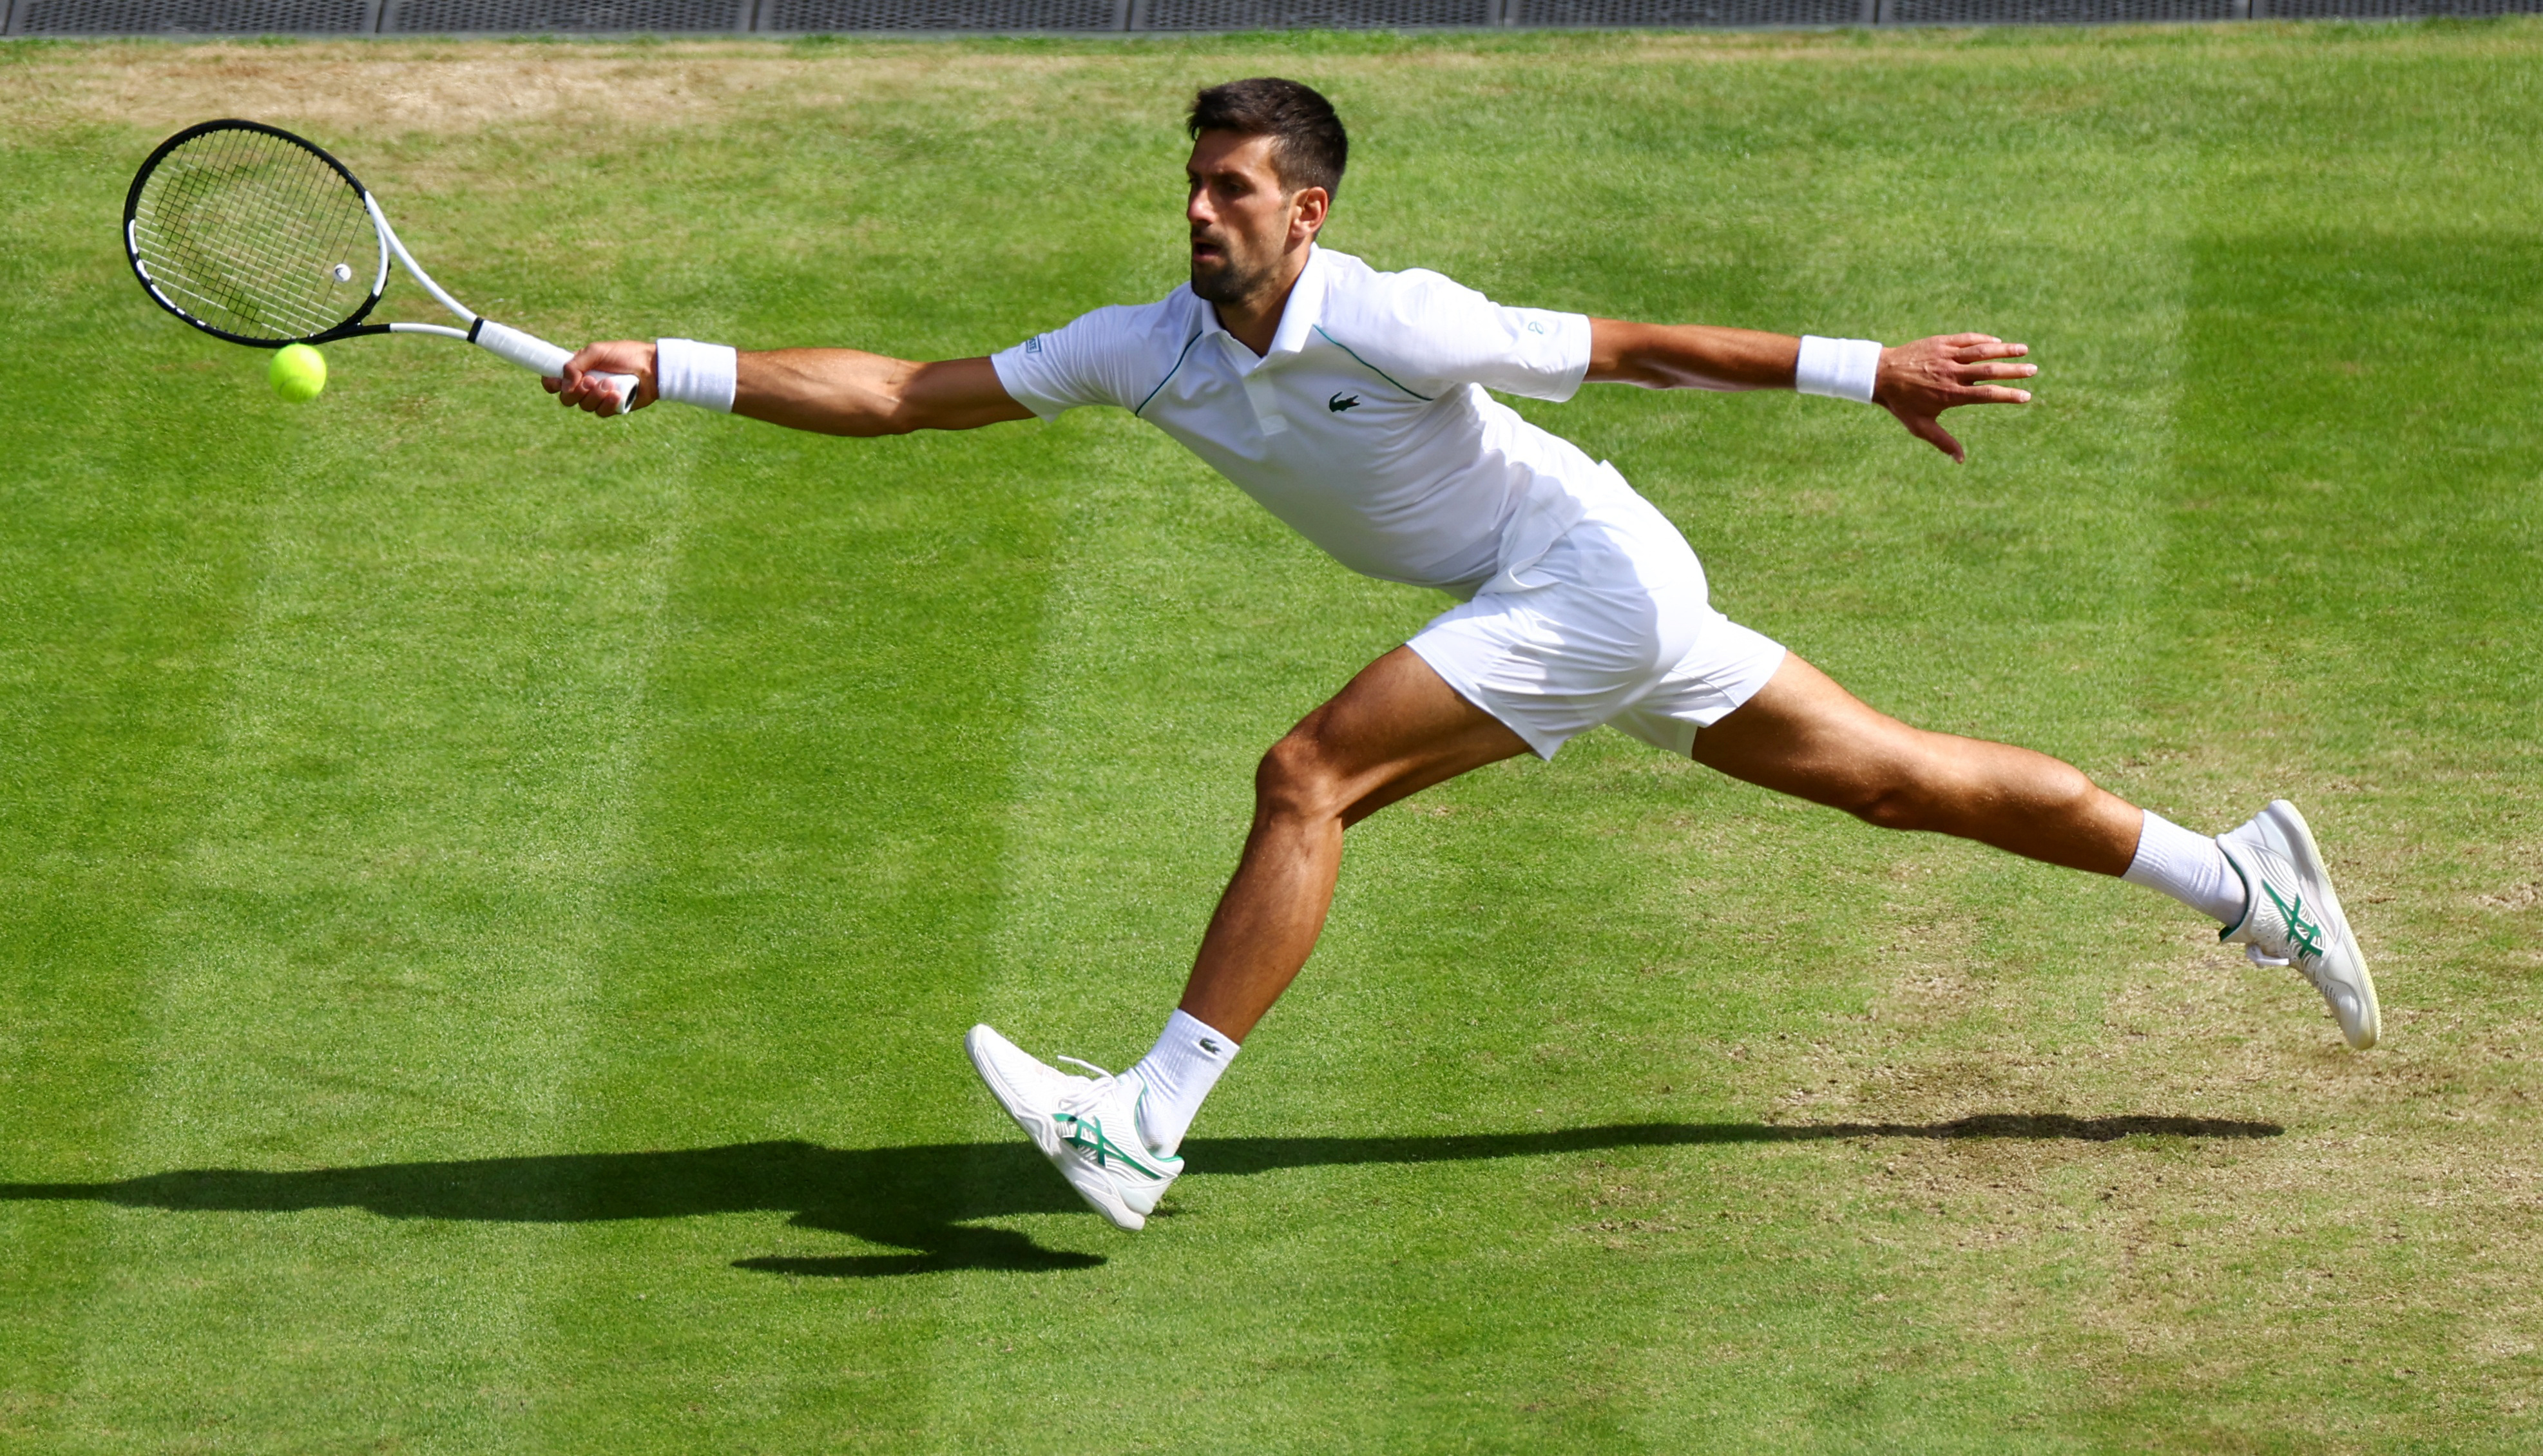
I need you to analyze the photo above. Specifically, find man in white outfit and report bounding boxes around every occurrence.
[556,78,2378,1232]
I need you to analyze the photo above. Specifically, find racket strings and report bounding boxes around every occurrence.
[131,126,374,343]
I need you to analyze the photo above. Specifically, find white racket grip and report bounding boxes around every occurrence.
[470,318,637,416]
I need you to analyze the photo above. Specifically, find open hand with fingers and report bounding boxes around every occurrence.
[1876,333,2036,463]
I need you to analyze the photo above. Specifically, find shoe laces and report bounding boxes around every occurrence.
[1053,1055,1122,1115]
[1050,1057,1166,1170]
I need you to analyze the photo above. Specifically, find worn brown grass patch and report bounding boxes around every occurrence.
[13,26,2543,146]
[3,45,810,138]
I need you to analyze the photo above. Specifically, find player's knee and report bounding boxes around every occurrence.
[1834,751,1955,832]
[1847,780,1935,832]
[1255,734,1348,822]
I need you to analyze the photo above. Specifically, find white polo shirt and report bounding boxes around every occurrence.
[991,245,1637,597]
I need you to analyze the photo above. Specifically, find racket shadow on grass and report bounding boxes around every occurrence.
[0,1114,2279,1279]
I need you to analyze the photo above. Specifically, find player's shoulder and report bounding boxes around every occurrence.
[1315,250,1491,331]
[1008,287,1209,412]
[1318,249,1479,299]
[1043,287,1207,354]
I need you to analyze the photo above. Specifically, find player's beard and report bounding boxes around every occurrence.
[1188,232,1277,307]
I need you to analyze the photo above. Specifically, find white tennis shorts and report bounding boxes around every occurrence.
[1407,492,1787,760]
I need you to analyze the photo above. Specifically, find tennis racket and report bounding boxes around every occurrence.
[123,119,637,413]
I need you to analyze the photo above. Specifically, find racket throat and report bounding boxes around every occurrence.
[366,193,472,326]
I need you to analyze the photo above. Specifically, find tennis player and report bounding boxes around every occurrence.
[555,78,2377,1232]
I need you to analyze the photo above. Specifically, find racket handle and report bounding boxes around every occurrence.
[470,318,637,416]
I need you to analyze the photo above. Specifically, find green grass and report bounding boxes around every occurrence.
[3,23,2540,1451]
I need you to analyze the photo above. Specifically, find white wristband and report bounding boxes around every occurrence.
[1794,335,1882,405]
[654,337,737,413]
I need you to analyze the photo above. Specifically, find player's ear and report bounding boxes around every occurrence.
[1292,186,1330,242]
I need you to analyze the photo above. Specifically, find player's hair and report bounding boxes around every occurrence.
[1188,77,1348,201]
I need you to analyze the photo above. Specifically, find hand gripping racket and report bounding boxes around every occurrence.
[124,119,637,413]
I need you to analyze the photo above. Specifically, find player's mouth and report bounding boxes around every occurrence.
[1190,236,1228,267]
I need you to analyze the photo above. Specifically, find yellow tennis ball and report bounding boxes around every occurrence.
[269,343,327,403]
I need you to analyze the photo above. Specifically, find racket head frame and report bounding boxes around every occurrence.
[124,117,635,413]
[123,117,399,350]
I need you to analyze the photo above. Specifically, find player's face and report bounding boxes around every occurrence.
[1185,131,1322,307]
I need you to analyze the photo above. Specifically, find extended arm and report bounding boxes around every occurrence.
[1585,319,2038,463]
[550,341,1034,436]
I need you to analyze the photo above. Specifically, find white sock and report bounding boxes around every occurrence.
[2121,809,2248,926]
[1128,1009,1238,1158]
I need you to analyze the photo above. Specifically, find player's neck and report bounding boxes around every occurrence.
[1210,242,1314,358]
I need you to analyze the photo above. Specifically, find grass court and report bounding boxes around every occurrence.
[3,21,2540,1450]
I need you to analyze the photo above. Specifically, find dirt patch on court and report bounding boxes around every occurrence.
[0,39,1643,140]
[4,44,814,137]
[2475,879,2540,911]
[35,28,2533,144]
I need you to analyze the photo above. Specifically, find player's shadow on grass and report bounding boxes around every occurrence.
[0,1114,2278,1278]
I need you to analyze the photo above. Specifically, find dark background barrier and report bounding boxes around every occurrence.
[3,0,2535,39]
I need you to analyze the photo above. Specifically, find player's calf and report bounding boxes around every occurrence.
[1692,657,2141,874]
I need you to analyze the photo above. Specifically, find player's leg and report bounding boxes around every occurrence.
[1174,644,1530,1042]
[965,645,1527,1229]
[1687,652,2377,1046]
[1687,653,2145,873]
[1108,646,1529,1158]
[1050,647,1525,1167]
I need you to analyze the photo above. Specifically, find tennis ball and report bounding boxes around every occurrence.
[269,343,327,403]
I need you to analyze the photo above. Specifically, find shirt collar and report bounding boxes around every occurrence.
[1189,244,1329,365]
[1263,244,1329,361]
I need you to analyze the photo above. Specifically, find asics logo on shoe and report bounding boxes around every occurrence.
[1328,392,1361,414]
[1054,1111,1168,1180]
[2263,883,2324,960]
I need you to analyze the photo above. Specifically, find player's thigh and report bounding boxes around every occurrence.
[1685,653,1935,810]
[1274,646,1530,825]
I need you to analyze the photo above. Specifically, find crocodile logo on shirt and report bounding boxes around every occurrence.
[1328,392,1361,414]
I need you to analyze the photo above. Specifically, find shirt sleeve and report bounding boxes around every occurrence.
[1370,269,1593,403]
[990,305,1140,418]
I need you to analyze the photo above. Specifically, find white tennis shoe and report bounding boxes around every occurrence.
[965,1024,1182,1232]
[2218,800,2380,1049]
